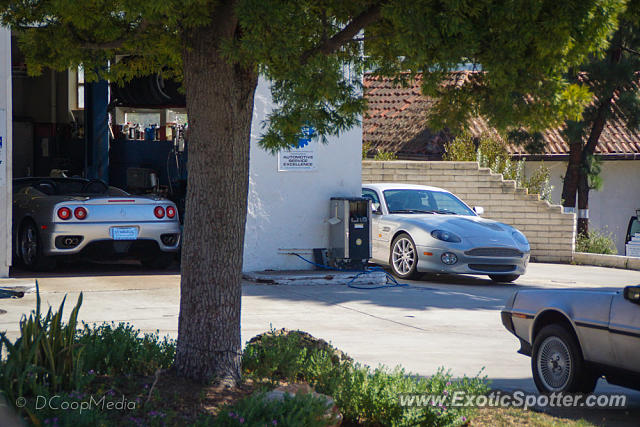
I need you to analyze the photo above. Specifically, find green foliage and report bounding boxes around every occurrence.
[0,286,175,420]
[77,322,176,377]
[211,392,336,427]
[583,154,604,191]
[362,142,373,159]
[328,366,486,426]
[0,283,86,408]
[361,142,398,160]
[242,329,488,426]
[0,0,626,150]
[507,129,546,154]
[374,150,398,161]
[522,163,554,203]
[242,329,349,385]
[443,133,554,202]
[576,229,617,255]
[559,6,640,215]
[442,134,477,162]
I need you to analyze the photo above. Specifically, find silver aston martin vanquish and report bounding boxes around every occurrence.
[12,177,181,270]
[362,183,530,281]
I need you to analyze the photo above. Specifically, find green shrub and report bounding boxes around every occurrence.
[210,392,337,427]
[0,283,87,407]
[242,328,349,385]
[441,133,476,161]
[362,142,398,160]
[321,365,487,426]
[243,329,488,426]
[362,142,373,159]
[0,285,175,420]
[576,229,617,255]
[443,132,554,202]
[374,149,398,161]
[77,322,176,376]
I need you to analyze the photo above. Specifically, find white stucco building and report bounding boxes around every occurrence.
[524,160,640,255]
[0,28,12,278]
[243,79,362,272]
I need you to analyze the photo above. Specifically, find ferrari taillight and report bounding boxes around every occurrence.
[154,206,165,219]
[57,207,72,220]
[74,207,88,220]
[166,206,176,219]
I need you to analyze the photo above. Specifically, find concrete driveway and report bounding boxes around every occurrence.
[2,262,640,422]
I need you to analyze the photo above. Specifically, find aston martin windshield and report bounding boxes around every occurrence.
[383,189,475,216]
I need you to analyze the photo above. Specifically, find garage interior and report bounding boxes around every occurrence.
[11,35,189,219]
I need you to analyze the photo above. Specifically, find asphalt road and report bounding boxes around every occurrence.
[2,261,640,424]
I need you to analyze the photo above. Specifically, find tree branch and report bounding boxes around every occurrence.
[619,45,640,57]
[69,19,151,50]
[300,2,384,64]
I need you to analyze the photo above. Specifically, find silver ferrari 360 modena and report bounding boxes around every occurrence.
[12,177,181,270]
[502,286,640,393]
[362,183,530,281]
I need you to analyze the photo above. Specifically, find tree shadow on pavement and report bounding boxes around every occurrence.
[242,276,625,313]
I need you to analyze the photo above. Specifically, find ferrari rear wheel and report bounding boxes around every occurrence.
[19,221,56,271]
[390,233,419,279]
[489,274,520,283]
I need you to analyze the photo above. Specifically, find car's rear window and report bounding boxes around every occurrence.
[55,180,87,194]
[19,179,120,196]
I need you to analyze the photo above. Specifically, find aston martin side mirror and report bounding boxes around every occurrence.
[624,286,640,305]
[473,206,485,215]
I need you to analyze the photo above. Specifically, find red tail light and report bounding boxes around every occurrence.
[154,206,165,219]
[57,207,72,220]
[74,207,87,220]
[166,206,176,219]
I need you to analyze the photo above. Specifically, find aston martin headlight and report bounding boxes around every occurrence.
[431,230,462,243]
[512,230,529,247]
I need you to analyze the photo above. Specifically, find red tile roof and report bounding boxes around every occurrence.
[363,72,640,159]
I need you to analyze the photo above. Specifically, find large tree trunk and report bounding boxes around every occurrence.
[561,97,612,233]
[575,98,611,236]
[175,9,258,384]
[577,166,590,236]
[562,47,621,231]
[561,140,582,211]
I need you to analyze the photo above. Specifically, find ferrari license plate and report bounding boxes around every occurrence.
[110,227,138,240]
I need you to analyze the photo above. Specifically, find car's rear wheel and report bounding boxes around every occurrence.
[19,221,56,271]
[390,233,419,279]
[489,274,519,283]
[532,324,597,393]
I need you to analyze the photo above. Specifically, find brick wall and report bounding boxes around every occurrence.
[362,161,576,263]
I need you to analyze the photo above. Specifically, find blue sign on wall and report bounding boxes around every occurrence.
[297,126,315,149]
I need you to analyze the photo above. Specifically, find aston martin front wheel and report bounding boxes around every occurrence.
[532,324,596,393]
[390,233,419,280]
